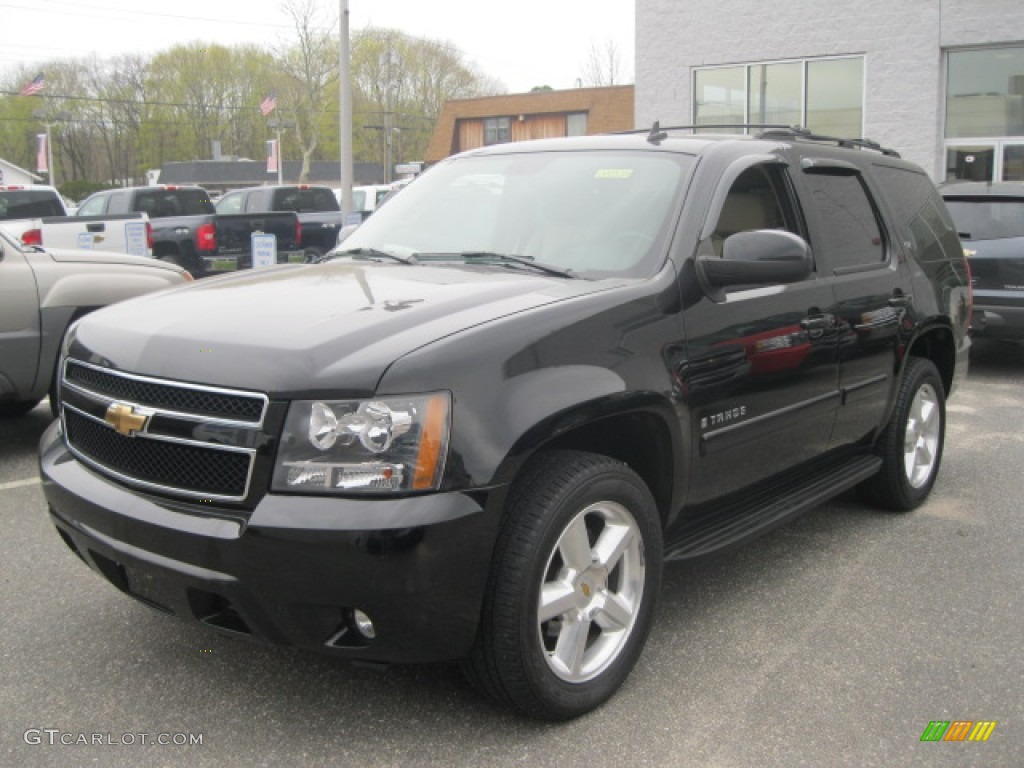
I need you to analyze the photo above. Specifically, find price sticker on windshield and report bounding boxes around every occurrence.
[595,169,634,179]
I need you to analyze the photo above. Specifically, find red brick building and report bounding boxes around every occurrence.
[425,85,635,163]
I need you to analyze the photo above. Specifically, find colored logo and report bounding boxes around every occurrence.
[920,721,997,742]
[104,402,151,437]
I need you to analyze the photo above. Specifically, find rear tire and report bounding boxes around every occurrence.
[859,357,946,511]
[464,450,662,720]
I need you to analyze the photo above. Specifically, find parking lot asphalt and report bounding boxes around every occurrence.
[2,339,1022,768]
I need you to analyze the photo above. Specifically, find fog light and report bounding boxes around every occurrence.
[353,609,376,639]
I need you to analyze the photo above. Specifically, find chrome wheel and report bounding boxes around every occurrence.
[537,500,645,683]
[903,382,941,489]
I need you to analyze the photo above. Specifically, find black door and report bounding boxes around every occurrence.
[678,160,841,505]
[793,158,904,448]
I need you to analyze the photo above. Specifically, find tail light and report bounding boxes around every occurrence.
[21,228,42,246]
[146,221,154,251]
[196,222,217,252]
[295,218,302,248]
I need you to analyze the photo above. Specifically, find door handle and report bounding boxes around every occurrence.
[888,292,912,308]
[800,315,830,331]
[86,223,106,233]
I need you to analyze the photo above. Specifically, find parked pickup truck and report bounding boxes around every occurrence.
[0,185,151,257]
[216,184,343,261]
[40,128,970,720]
[75,185,302,277]
[0,227,188,417]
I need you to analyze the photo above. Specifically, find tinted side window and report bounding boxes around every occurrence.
[0,190,65,218]
[802,172,885,271]
[873,165,961,262]
[107,191,131,214]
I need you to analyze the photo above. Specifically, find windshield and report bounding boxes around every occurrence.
[341,150,693,278]
[945,198,1024,241]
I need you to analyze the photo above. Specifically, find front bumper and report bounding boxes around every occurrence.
[39,421,501,663]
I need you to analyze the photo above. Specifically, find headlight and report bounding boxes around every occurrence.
[272,392,450,494]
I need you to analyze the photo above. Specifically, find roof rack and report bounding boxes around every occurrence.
[758,126,901,157]
[616,122,901,157]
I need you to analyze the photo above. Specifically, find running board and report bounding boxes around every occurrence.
[663,455,882,561]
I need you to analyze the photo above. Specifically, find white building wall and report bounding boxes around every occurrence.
[636,0,1024,180]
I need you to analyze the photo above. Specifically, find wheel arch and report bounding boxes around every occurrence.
[903,321,957,397]
[493,395,682,529]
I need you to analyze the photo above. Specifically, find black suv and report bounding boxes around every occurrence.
[941,181,1024,340]
[40,127,970,720]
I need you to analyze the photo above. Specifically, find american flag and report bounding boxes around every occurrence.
[259,93,277,117]
[19,73,45,96]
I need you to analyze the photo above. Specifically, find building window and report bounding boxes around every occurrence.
[694,57,864,138]
[944,46,1024,182]
[694,66,745,128]
[567,112,588,136]
[946,46,1024,139]
[805,58,864,137]
[483,117,511,145]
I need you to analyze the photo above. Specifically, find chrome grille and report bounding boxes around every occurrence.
[64,409,251,498]
[60,359,267,502]
[64,360,265,422]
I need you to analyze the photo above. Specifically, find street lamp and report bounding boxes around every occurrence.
[32,109,71,188]
[266,118,296,184]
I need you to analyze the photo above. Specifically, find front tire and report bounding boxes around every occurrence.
[464,450,662,720]
[859,357,946,511]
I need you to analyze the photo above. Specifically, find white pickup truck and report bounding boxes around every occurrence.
[0,185,151,257]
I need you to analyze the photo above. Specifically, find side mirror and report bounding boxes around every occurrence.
[696,229,812,301]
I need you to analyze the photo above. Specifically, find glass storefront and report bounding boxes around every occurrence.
[694,57,864,138]
[945,47,1024,181]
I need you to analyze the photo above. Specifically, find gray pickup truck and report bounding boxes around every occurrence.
[0,228,188,417]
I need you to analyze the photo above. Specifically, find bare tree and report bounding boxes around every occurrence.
[580,40,623,87]
[276,0,338,182]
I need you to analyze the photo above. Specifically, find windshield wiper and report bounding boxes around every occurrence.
[331,247,417,264]
[418,251,577,279]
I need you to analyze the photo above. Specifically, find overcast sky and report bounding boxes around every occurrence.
[1,0,636,93]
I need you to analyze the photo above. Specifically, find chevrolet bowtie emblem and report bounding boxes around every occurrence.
[104,402,151,436]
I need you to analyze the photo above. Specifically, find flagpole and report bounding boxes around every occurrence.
[276,126,283,185]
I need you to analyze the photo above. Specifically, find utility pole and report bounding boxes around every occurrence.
[338,0,354,221]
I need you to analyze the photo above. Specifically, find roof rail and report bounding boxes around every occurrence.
[615,122,902,157]
[757,126,901,157]
[615,122,796,137]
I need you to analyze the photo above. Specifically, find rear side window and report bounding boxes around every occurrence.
[802,172,885,272]
[271,187,339,212]
[135,189,214,217]
[0,189,64,219]
[944,199,1024,241]
[874,165,961,262]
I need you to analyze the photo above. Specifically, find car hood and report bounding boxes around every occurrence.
[44,247,183,272]
[69,261,619,395]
